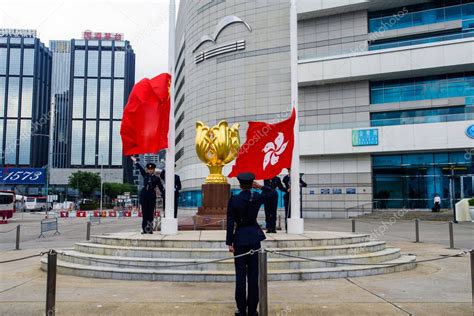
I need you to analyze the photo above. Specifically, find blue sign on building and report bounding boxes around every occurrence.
[466,124,474,139]
[352,129,379,146]
[0,168,46,185]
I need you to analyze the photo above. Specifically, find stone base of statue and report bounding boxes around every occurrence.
[178,183,230,230]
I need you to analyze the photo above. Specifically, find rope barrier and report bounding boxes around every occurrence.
[58,248,261,269]
[0,251,47,264]
[0,227,17,233]
[266,249,470,266]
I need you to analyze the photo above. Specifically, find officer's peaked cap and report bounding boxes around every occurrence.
[146,163,156,169]
[237,172,255,185]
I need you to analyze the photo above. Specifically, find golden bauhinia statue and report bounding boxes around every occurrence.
[196,120,240,184]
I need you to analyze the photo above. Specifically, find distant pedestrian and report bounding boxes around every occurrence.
[433,194,441,212]
[226,172,271,316]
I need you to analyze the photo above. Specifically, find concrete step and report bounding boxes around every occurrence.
[41,255,416,282]
[58,247,401,271]
[90,231,371,249]
[74,241,387,259]
[358,211,454,221]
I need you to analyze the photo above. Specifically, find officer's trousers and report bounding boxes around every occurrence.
[234,242,261,316]
[283,193,290,230]
[140,193,155,233]
[264,190,278,231]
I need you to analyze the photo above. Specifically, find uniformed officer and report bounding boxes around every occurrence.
[282,168,307,231]
[226,172,271,316]
[131,157,164,234]
[263,176,286,233]
[159,169,182,218]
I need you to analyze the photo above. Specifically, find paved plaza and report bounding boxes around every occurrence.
[0,213,472,315]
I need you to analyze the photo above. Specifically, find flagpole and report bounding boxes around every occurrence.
[161,0,178,235]
[287,0,304,235]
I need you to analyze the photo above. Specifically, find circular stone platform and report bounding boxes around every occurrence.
[41,231,416,282]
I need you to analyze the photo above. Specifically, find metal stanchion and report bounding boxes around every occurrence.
[415,219,420,243]
[352,219,355,233]
[221,219,225,230]
[86,221,91,241]
[192,216,196,231]
[449,221,454,249]
[277,215,281,231]
[46,250,57,316]
[15,225,20,250]
[258,250,268,316]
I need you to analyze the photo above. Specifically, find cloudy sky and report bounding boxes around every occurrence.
[1,0,178,81]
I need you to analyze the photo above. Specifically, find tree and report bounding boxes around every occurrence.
[103,182,137,199]
[68,171,101,199]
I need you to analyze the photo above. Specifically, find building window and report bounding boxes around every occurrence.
[84,120,96,165]
[19,120,31,165]
[74,50,85,77]
[370,106,473,126]
[0,77,5,117]
[7,77,19,117]
[71,121,83,165]
[114,51,125,77]
[113,79,124,119]
[101,50,112,77]
[8,48,21,75]
[371,72,474,104]
[22,49,35,76]
[369,2,474,50]
[21,78,33,117]
[111,121,122,165]
[98,121,110,165]
[100,79,111,119]
[4,119,18,164]
[86,79,97,119]
[0,48,6,75]
[87,50,99,77]
[72,79,84,119]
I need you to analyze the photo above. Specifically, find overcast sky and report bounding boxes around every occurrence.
[1,0,178,81]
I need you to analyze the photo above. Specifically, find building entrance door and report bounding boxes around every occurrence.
[459,175,474,199]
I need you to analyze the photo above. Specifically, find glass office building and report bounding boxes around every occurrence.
[0,31,52,168]
[50,37,135,184]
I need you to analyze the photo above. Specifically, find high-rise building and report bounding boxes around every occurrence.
[0,28,52,169]
[175,0,474,215]
[50,31,135,195]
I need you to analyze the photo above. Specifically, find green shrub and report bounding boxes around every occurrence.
[469,198,474,207]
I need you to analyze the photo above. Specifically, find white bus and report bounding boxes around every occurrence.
[25,196,49,212]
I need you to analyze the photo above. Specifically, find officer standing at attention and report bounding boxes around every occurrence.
[263,176,286,233]
[226,172,271,316]
[282,168,307,231]
[130,156,164,234]
[160,168,182,218]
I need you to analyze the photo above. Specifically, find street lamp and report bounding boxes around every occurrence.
[96,154,104,212]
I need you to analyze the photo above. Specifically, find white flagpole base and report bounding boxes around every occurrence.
[161,217,178,235]
[287,218,304,235]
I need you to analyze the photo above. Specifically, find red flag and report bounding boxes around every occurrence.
[120,73,171,156]
[229,108,296,180]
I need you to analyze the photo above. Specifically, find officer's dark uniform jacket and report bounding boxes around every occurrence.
[226,188,270,247]
[136,163,164,203]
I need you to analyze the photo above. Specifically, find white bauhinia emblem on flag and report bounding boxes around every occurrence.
[262,132,289,170]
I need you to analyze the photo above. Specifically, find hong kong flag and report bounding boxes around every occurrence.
[120,73,171,155]
[229,108,296,180]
